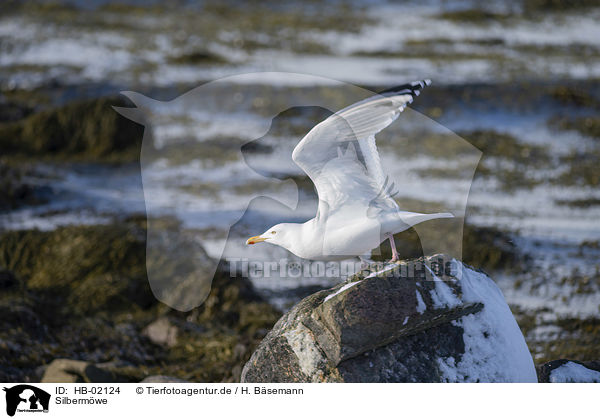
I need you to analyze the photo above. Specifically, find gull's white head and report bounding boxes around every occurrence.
[246,223,298,251]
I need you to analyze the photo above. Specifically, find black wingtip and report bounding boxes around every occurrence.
[377,79,432,97]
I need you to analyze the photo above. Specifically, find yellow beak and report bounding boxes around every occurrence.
[246,235,267,245]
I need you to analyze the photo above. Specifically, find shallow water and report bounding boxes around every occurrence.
[2,1,600,89]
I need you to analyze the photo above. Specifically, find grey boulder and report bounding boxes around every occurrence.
[242,255,537,383]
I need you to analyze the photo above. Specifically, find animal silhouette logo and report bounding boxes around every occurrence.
[3,385,50,416]
[114,72,481,311]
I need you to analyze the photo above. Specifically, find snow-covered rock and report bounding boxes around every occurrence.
[241,255,537,383]
[538,359,600,383]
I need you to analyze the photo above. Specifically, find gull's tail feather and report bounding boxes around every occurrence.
[397,211,454,228]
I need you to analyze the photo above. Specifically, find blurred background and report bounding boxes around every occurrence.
[0,0,599,382]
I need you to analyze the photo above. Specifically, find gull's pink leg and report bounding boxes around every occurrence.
[387,233,399,263]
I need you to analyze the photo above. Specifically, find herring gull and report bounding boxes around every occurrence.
[246,80,453,263]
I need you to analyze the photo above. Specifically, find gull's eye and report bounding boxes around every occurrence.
[271,231,276,234]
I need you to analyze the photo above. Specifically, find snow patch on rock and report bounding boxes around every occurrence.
[364,264,398,279]
[428,266,461,309]
[550,362,600,383]
[438,260,538,382]
[415,290,426,314]
[324,280,362,302]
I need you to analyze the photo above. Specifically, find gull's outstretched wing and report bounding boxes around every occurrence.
[292,80,430,216]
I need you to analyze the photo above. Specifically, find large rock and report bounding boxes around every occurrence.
[538,359,600,383]
[241,255,537,383]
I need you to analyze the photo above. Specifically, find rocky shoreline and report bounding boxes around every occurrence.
[1,218,597,383]
[0,219,281,382]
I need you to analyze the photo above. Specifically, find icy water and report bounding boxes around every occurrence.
[1,1,599,363]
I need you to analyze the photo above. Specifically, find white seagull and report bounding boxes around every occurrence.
[246,80,453,263]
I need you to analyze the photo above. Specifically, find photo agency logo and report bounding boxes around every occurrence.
[114,72,481,311]
[3,385,50,417]
[228,256,460,280]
